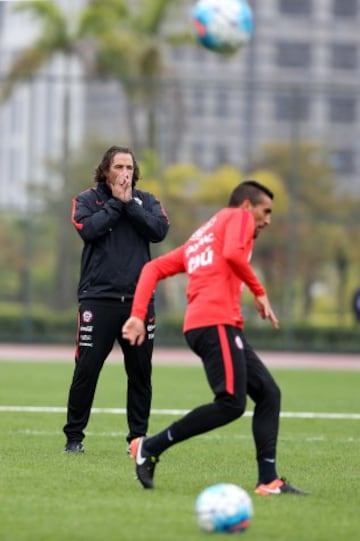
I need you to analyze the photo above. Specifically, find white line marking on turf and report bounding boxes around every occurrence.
[9,429,360,444]
[0,406,359,419]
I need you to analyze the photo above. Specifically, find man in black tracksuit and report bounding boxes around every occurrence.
[63,145,169,453]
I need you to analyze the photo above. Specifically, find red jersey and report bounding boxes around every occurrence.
[131,207,266,331]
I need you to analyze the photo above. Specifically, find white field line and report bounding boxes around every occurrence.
[0,405,359,420]
[8,430,360,444]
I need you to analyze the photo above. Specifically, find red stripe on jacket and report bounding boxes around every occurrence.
[71,198,84,231]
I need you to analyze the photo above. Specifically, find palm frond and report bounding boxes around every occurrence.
[139,0,179,33]
[78,0,128,36]
[165,29,195,46]
[0,46,51,102]
[2,1,79,102]
[13,0,67,30]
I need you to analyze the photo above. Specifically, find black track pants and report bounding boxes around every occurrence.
[63,299,155,444]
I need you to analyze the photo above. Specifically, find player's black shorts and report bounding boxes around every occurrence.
[185,324,247,403]
[185,324,279,405]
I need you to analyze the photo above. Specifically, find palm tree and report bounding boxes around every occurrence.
[0,1,93,98]
[1,0,86,310]
[1,0,190,309]
[2,0,190,162]
[78,0,188,153]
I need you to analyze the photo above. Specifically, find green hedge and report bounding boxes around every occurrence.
[0,303,77,343]
[0,304,358,353]
[155,314,360,353]
[243,325,360,353]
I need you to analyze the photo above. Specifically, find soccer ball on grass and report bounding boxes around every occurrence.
[195,483,253,533]
[190,0,254,55]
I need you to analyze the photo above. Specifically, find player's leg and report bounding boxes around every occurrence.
[147,325,246,448]
[245,337,309,495]
[63,300,117,451]
[244,337,281,483]
[129,325,247,488]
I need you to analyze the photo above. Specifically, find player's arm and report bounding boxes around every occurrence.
[222,211,265,295]
[254,295,279,329]
[122,247,185,345]
[223,211,279,329]
[121,317,146,346]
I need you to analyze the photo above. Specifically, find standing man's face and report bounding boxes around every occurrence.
[105,152,134,187]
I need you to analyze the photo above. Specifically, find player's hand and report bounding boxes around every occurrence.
[254,294,279,329]
[122,316,146,345]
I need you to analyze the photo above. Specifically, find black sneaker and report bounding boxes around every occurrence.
[255,477,309,495]
[64,441,85,454]
[129,437,158,489]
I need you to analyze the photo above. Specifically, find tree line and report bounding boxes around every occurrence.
[0,1,359,327]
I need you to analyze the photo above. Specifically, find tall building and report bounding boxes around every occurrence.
[0,0,86,211]
[161,0,360,193]
[0,0,359,211]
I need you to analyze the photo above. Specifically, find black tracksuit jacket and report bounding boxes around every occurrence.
[71,182,169,301]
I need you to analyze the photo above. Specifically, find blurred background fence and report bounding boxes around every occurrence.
[0,0,359,352]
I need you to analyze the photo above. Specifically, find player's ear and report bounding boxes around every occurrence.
[240,199,252,211]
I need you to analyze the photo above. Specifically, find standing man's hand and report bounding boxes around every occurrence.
[110,174,132,203]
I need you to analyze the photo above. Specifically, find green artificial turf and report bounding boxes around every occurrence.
[0,360,359,540]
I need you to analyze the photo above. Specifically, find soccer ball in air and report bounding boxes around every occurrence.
[190,0,254,55]
[195,483,253,533]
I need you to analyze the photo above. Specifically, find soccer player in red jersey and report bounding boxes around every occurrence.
[122,180,309,495]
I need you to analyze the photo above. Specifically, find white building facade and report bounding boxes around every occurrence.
[1,0,360,211]
[0,0,86,211]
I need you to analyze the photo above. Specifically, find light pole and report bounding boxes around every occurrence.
[284,86,301,347]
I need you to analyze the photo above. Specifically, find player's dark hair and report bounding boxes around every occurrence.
[94,145,140,187]
[228,180,274,207]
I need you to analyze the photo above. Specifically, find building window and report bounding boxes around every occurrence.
[329,96,357,123]
[0,3,5,31]
[333,0,358,17]
[276,42,312,69]
[171,47,186,61]
[192,46,207,64]
[330,149,356,174]
[192,88,205,117]
[213,144,228,166]
[215,86,229,116]
[274,93,310,121]
[10,94,23,135]
[191,141,205,165]
[278,0,312,16]
[331,44,357,70]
